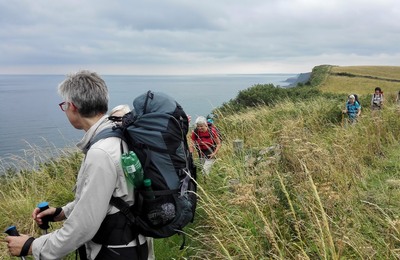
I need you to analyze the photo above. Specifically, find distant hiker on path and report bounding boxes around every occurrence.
[5,70,150,259]
[371,87,384,110]
[396,90,400,105]
[109,104,131,124]
[190,116,221,175]
[342,94,361,124]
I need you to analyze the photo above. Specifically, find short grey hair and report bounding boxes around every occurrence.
[195,116,207,125]
[110,104,130,116]
[58,70,109,117]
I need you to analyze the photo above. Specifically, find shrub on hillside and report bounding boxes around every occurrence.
[216,82,342,116]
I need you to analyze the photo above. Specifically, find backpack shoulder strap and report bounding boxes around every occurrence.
[346,102,351,111]
[84,127,125,153]
[208,125,216,142]
[193,128,201,140]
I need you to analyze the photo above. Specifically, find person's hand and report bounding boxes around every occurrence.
[33,206,64,224]
[5,234,32,256]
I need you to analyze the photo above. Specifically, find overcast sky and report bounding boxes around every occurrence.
[1,0,399,75]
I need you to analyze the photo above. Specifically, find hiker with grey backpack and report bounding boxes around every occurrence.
[5,70,150,260]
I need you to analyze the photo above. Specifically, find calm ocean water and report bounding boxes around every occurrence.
[0,74,296,161]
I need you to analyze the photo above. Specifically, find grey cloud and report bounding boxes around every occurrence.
[1,0,399,74]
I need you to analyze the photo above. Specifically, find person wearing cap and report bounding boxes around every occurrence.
[342,94,361,124]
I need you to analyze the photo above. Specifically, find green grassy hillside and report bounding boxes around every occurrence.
[320,65,400,97]
[1,65,400,259]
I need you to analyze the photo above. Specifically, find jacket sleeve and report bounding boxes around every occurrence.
[63,200,76,217]
[32,147,118,259]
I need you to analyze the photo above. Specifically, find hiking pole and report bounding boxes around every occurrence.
[4,226,26,260]
[341,112,344,128]
[37,201,50,234]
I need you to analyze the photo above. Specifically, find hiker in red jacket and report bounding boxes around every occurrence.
[190,116,221,175]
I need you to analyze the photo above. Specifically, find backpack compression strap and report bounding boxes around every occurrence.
[110,196,136,224]
[142,90,153,114]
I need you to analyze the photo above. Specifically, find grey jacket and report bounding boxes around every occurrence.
[32,115,146,260]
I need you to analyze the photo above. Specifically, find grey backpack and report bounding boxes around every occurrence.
[88,90,197,245]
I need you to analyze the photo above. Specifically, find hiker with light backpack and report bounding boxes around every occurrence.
[190,116,222,176]
[371,87,384,110]
[342,94,361,125]
[5,70,150,259]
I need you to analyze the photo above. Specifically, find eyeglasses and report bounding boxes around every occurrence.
[59,101,69,111]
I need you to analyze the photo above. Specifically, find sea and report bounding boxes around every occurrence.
[0,73,296,164]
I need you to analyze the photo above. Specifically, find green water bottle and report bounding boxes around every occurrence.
[121,151,144,188]
[143,179,156,199]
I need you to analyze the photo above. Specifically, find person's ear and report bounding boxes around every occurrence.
[70,102,79,111]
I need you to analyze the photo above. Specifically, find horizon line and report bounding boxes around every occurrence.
[0,72,304,77]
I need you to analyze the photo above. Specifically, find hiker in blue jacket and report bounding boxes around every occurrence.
[342,94,361,124]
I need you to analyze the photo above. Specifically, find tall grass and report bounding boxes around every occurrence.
[0,148,80,259]
[187,97,400,259]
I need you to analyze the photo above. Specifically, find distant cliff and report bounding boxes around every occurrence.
[284,72,311,87]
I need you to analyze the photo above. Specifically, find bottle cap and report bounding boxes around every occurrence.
[143,179,151,187]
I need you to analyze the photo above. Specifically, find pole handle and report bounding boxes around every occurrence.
[5,225,20,236]
[4,226,26,260]
[37,201,50,230]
